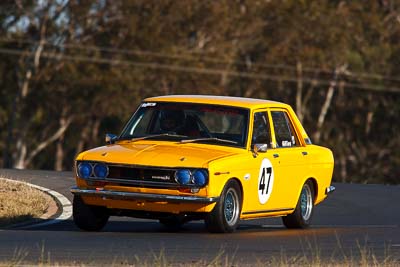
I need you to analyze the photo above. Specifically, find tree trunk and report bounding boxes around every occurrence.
[12,18,47,169]
[55,109,69,171]
[296,61,304,123]
[3,80,18,168]
[55,139,64,171]
[14,141,27,169]
[12,69,32,169]
[313,84,335,143]
[76,124,90,155]
[313,67,344,143]
[24,116,72,168]
[90,119,101,148]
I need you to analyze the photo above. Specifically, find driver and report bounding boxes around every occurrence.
[159,110,185,133]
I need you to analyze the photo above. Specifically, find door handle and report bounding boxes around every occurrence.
[273,154,279,158]
[302,151,308,156]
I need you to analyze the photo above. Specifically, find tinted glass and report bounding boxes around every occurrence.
[271,111,298,148]
[120,102,249,148]
[252,112,271,146]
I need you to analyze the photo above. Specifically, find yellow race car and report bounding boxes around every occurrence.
[71,95,335,233]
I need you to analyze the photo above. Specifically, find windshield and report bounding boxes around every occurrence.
[119,102,249,148]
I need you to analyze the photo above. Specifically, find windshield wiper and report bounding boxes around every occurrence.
[130,133,188,142]
[180,137,238,145]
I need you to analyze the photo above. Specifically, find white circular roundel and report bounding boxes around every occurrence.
[257,158,274,204]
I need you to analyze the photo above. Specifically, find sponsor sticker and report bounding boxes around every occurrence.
[141,102,157,107]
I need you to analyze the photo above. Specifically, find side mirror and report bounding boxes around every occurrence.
[105,133,118,144]
[252,143,268,157]
[254,143,268,153]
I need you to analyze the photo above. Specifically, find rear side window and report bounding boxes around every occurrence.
[271,111,299,148]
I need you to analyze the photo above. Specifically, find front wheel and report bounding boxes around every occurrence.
[282,181,315,229]
[73,195,109,231]
[205,180,242,233]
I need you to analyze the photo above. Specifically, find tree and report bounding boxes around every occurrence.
[0,0,399,184]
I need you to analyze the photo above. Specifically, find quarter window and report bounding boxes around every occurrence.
[271,111,299,148]
[251,112,271,147]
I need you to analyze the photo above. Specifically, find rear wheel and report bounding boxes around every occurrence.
[73,195,109,231]
[205,180,242,233]
[282,181,314,229]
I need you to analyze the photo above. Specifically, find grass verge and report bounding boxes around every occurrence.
[0,177,50,227]
[0,243,398,266]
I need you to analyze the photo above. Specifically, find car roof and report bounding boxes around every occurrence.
[144,95,289,109]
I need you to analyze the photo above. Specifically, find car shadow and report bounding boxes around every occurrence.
[3,217,292,234]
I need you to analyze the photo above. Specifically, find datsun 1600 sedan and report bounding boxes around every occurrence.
[71,95,335,233]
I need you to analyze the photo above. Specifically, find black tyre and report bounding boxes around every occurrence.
[73,195,109,231]
[282,181,315,229]
[205,180,242,233]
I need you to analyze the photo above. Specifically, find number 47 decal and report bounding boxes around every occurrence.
[259,167,272,195]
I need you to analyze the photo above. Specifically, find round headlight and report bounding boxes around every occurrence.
[192,169,208,187]
[94,163,108,178]
[175,169,191,185]
[78,162,92,178]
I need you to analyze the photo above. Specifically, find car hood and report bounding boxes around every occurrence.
[78,141,238,168]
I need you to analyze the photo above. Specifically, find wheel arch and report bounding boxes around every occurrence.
[282,177,316,229]
[205,176,243,233]
[305,177,318,203]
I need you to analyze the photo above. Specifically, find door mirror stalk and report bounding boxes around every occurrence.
[105,134,118,144]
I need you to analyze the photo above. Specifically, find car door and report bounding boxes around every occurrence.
[266,108,311,209]
[241,109,283,215]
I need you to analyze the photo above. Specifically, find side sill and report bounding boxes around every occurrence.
[242,208,294,216]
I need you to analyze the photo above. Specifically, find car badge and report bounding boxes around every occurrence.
[151,175,171,181]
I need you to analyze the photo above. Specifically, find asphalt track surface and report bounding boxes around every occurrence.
[0,168,399,265]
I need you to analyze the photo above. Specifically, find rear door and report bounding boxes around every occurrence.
[240,107,311,217]
[267,108,311,209]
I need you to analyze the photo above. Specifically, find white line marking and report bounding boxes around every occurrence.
[0,178,72,229]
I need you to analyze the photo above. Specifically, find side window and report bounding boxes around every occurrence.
[251,112,271,147]
[271,111,299,148]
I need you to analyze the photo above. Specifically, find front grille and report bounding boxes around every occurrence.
[76,161,208,189]
[107,165,176,184]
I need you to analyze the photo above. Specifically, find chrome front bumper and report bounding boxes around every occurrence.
[71,186,219,204]
[325,185,336,194]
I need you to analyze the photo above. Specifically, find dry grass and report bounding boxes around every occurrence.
[1,244,398,267]
[0,178,49,227]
